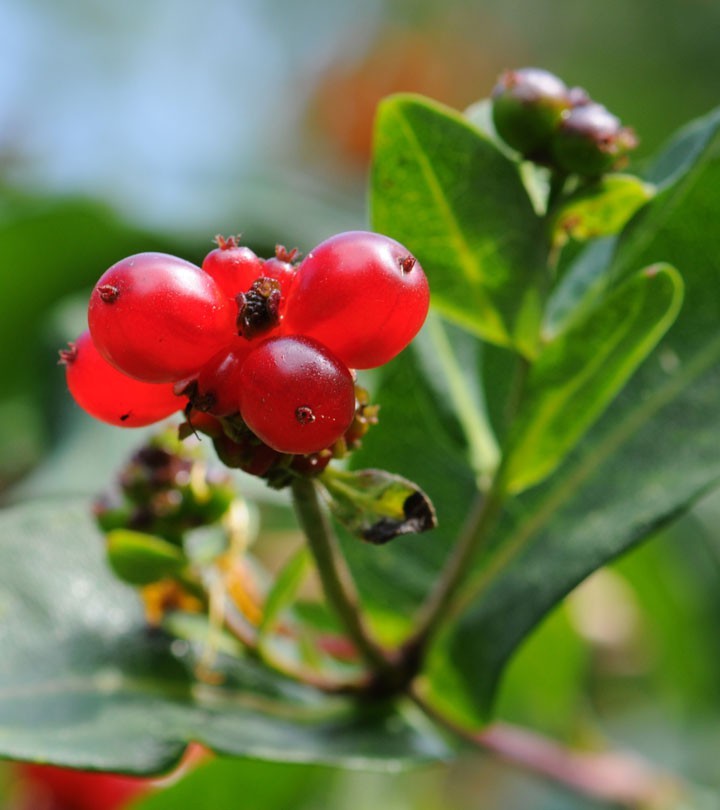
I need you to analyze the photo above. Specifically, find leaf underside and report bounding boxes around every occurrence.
[0,500,448,773]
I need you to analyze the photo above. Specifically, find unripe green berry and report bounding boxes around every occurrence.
[491,68,570,157]
[551,103,638,176]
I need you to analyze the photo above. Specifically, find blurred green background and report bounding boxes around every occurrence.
[2,0,720,807]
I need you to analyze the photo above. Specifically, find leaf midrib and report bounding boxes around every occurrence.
[503,279,647,489]
[392,104,482,287]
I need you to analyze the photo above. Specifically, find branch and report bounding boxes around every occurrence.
[290,476,392,675]
[413,690,683,809]
[403,482,505,655]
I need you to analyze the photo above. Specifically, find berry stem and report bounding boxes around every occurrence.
[290,476,392,675]
[402,478,506,658]
[411,688,684,809]
[546,169,570,213]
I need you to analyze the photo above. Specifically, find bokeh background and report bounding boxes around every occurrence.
[2,0,720,807]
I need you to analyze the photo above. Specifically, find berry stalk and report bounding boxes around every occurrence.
[290,476,392,675]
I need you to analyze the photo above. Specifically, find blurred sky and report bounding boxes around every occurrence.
[0,0,718,241]
[0,0,383,239]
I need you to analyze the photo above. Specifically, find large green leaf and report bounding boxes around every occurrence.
[371,94,547,358]
[419,105,720,723]
[0,500,448,772]
[342,325,479,640]
[499,263,683,494]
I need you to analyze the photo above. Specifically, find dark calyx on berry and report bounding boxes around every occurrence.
[214,234,242,250]
[274,245,300,264]
[236,277,282,339]
[180,380,216,414]
[295,406,316,424]
[98,284,120,304]
[398,255,416,274]
[58,342,78,365]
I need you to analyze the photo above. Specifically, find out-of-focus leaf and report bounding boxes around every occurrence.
[0,500,449,772]
[105,530,188,586]
[133,757,337,810]
[258,546,310,637]
[549,174,654,248]
[0,195,176,399]
[371,94,547,358]
[320,468,436,545]
[500,264,683,494]
[494,605,589,739]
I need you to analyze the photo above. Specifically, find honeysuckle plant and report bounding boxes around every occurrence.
[2,67,720,807]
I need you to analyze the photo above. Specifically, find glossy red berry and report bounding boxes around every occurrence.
[202,235,264,299]
[238,336,356,454]
[88,252,235,383]
[186,338,253,416]
[260,245,299,295]
[60,331,182,427]
[282,231,429,369]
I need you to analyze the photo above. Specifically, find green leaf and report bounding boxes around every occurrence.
[420,104,720,723]
[0,500,449,772]
[258,546,310,637]
[549,174,654,248]
[106,529,188,585]
[134,758,337,810]
[499,263,684,494]
[371,94,548,358]
[320,468,437,545]
[341,342,478,636]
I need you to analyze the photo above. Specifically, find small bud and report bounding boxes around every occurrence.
[491,68,570,158]
[552,103,638,176]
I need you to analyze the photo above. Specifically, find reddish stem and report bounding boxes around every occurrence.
[413,691,683,809]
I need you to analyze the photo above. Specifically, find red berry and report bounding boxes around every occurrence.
[202,235,264,299]
[17,764,149,810]
[60,331,181,427]
[88,252,235,383]
[282,231,429,369]
[213,432,284,476]
[238,336,356,454]
[260,245,299,295]
[187,338,253,417]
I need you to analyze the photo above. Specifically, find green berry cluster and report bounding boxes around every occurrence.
[491,68,637,176]
[94,429,236,587]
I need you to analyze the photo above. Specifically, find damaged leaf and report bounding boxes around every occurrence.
[319,468,437,545]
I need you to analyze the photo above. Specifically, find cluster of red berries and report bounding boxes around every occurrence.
[61,230,429,458]
[491,68,638,175]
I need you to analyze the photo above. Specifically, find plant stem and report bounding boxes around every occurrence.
[503,353,531,430]
[404,480,506,653]
[290,476,391,674]
[546,170,569,212]
[425,313,500,489]
[412,690,682,809]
